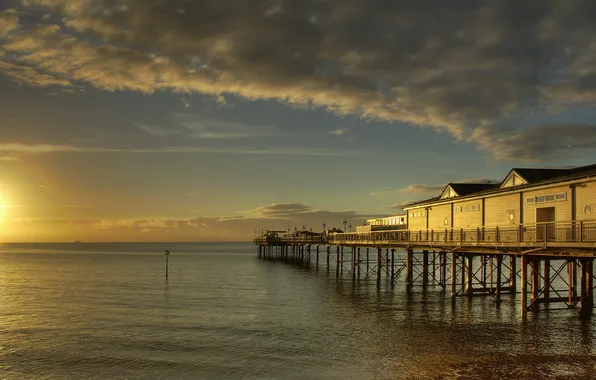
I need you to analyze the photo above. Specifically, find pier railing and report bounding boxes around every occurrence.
[329,220,596,248]
[254,221,596,250]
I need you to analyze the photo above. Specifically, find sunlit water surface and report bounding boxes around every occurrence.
[0,242,595,379]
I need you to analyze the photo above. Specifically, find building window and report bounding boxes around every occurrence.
[585,205,593,215]
[444,217,449,225]
[410,210,426,218]
[509,212,515,221]
[456,204,480,213]
[529,193,566,204]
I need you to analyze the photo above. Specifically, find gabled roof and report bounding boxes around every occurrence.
[501,164,596,189]
[450,183,500,196]
[440,182,499,199]
[403,163,596,209]
[512,168,570,184]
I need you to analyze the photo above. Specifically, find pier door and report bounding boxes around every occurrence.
[536,207,555,242]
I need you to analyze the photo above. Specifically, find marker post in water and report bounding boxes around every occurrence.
[165,250,170,280]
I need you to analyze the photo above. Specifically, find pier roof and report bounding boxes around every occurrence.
[403,163,596,209]
[448,182,500,196]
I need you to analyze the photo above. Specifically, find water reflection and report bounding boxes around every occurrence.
[283,252,596,379]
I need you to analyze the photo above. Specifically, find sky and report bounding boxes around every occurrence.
[0,0,596,242]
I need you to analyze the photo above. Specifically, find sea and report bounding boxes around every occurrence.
[0,242,595,380]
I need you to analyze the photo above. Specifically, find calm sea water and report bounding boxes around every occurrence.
[0,242,595,380]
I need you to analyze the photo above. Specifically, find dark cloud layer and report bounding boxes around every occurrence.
[2,1,596,160]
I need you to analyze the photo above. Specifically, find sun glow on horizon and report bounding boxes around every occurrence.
[0,193,6,223]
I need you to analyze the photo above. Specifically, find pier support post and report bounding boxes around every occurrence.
[579,258,594,317]
[451,251,457,298]
[376,248,382,288]
[326,246,330,271]
[568,259,577,306]
[521,255,528,317]
[422,250,429,288]
[390,249,395,286]
[440,251,447,289]
[530,257,540,310]
[510,255,517,295]
[366,248,370,278]
[481,255,488,288]
[406,249,414,289]
[466,254,473,296]
[357,248,361,280]
[543,259,551,304]
[432,251,437,285]
[351,246,356,282]
[495,255,502,303]
[336,246,340,278]
[489,256,494,293]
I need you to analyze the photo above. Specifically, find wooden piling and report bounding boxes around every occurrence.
[406,249,414,289]
[440,251,447,289]
[568,259,577,305]
[530,258,540,310]
[422,250,429,288]
[357,247,361,280]
[543,259,550,304]
[495,255,502,302]
[510,255,517,295]
[579,258,594,317]
[376,247,382,288]
[451,251,457,297]
[351,246,356,282]
[465,255,473,296]
[390,249,395,286]
[366,248,370,278]
[336,246,340,278]
[521,255,528,317]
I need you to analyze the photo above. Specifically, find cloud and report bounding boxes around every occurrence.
[371,183,445,196]
[0,60,72,87]
[0,10,19,38]
[383,201,415,212]
[0,156,20,162]
[4,2,596,160]
[2,202,378,241]
[251,203,313,218]
[0,143,84,153]
[471,123,596,162]
[137,114,291,139]
[372,178,500,196]
[400,184,446,193]
[0,142,356,156]
[186,190,205,196]
[329,129,346,137]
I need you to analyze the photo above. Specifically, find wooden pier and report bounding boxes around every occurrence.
[254,220,596,317]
